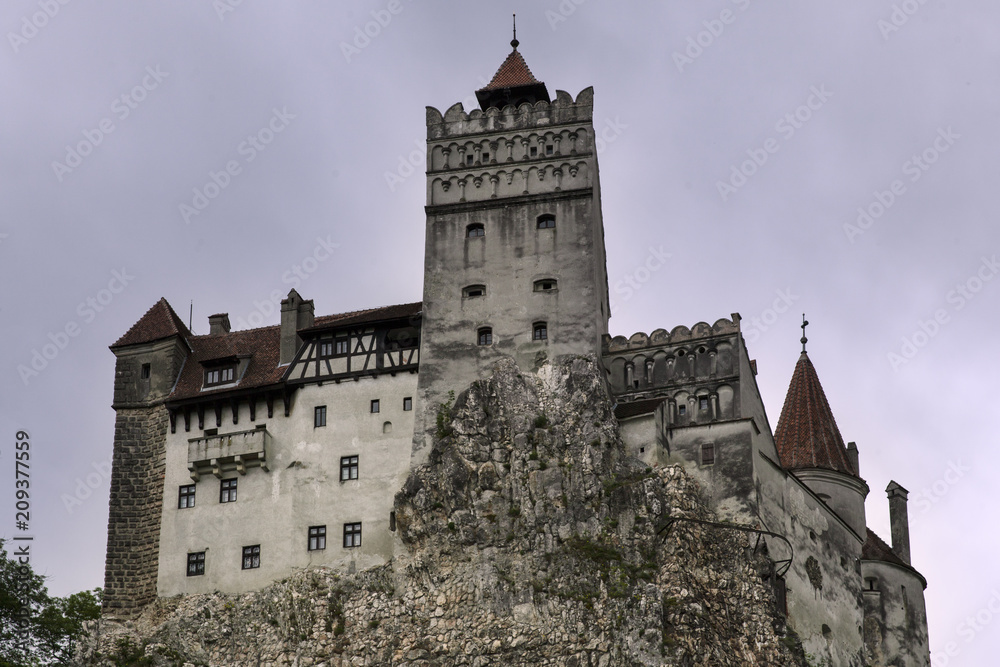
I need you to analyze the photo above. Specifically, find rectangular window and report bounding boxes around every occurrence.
[178,484,196,509]
[678,405,686,415]
[140,363,151,379]
[701,443,715,466]
[187,552,205,576]
[530,146,538,157]
[370,399,380,413]
[205,364,236,387]
[341,455,359,481]
[482,152,489,162]
[545,144,553,155]
[335,338,349,355]
[314,405,327,427]
[220,478,237,503]
[699,397,709,410]
[343,522,362,548]
[308,525,327,551]
[403,397,412,411]
[319,341,333,358]
[242,545,260,570]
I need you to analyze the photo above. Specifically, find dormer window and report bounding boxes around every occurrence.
[204,363,236,387]
[466,223,485,238]
[319,341,333,358]
[536,214,555,230]
[533,279,557,292]
[386,327,419,350]
[463,285,486,298]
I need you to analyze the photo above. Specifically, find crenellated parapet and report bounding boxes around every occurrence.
[426,88,593,139]
[425,89,596,207]
[603,315,745,424]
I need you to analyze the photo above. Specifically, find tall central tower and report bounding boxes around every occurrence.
[413,40,610,463]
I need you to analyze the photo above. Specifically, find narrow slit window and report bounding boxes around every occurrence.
[140,363,151,379]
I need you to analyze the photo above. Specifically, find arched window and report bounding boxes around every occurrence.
[463,285,486,298]
[466,223,485,238]
[536,214,555,230]
[532,322,548,341]
[477,328,493,346]
[533,278,557,292]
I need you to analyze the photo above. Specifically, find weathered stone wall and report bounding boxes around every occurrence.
[80,357,805,666]
[101,404,168,617]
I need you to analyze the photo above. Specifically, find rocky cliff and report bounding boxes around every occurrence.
[76,356,805,666]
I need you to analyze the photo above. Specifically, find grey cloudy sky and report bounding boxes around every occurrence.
[1,1,997,663]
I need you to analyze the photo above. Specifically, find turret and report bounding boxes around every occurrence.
[774,319,869,538]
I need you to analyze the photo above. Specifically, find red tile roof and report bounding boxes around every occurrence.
[774,353,856,476]
[861,528,907,568]
[479,48,541,91]
[111,298,191,349]
[162,301,422,403]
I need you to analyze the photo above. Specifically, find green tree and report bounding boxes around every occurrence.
[0,540,101,666]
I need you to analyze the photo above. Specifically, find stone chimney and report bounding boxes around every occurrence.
[846,441,860,476]
[208,313,231,335]
[886,481,911,564]
[280,290,315,365]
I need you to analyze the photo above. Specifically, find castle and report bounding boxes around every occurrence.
[101,39,930,666]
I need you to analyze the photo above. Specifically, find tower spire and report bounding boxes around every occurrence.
[511,13,518,49]
[800,313,809,354]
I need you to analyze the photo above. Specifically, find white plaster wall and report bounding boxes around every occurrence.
[157,372,417,596]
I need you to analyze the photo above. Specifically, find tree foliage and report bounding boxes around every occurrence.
[0,540,101,666]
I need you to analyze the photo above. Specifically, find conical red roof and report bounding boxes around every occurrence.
[479,48,541,91]
[111,298,191,349]
[774,353,856,476]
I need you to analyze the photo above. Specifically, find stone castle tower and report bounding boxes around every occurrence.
[413,38,610,465]
[98,37,930,667]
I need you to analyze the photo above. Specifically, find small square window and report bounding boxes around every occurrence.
[478,328,493,346]
[699,397,709,410]
[341,455,359,481]
[178,484,196,509]
[140,363,151,379]
[701,443,715,466]
[315,405,327,428]
[319,341,333,358]
[343,523,362,548]
[370,399,380,413]
[308,525,327,551]
[220,478,237,503]
[403,397,412,411]
[533,323,548,341]
[187,552,205,576]
[242,545,260,570]
[335,338,350,355]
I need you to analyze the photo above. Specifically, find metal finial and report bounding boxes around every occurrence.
[511,13,519,49]
[800,314,809,354]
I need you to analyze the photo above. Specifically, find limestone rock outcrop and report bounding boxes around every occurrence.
[76,356,805,666]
